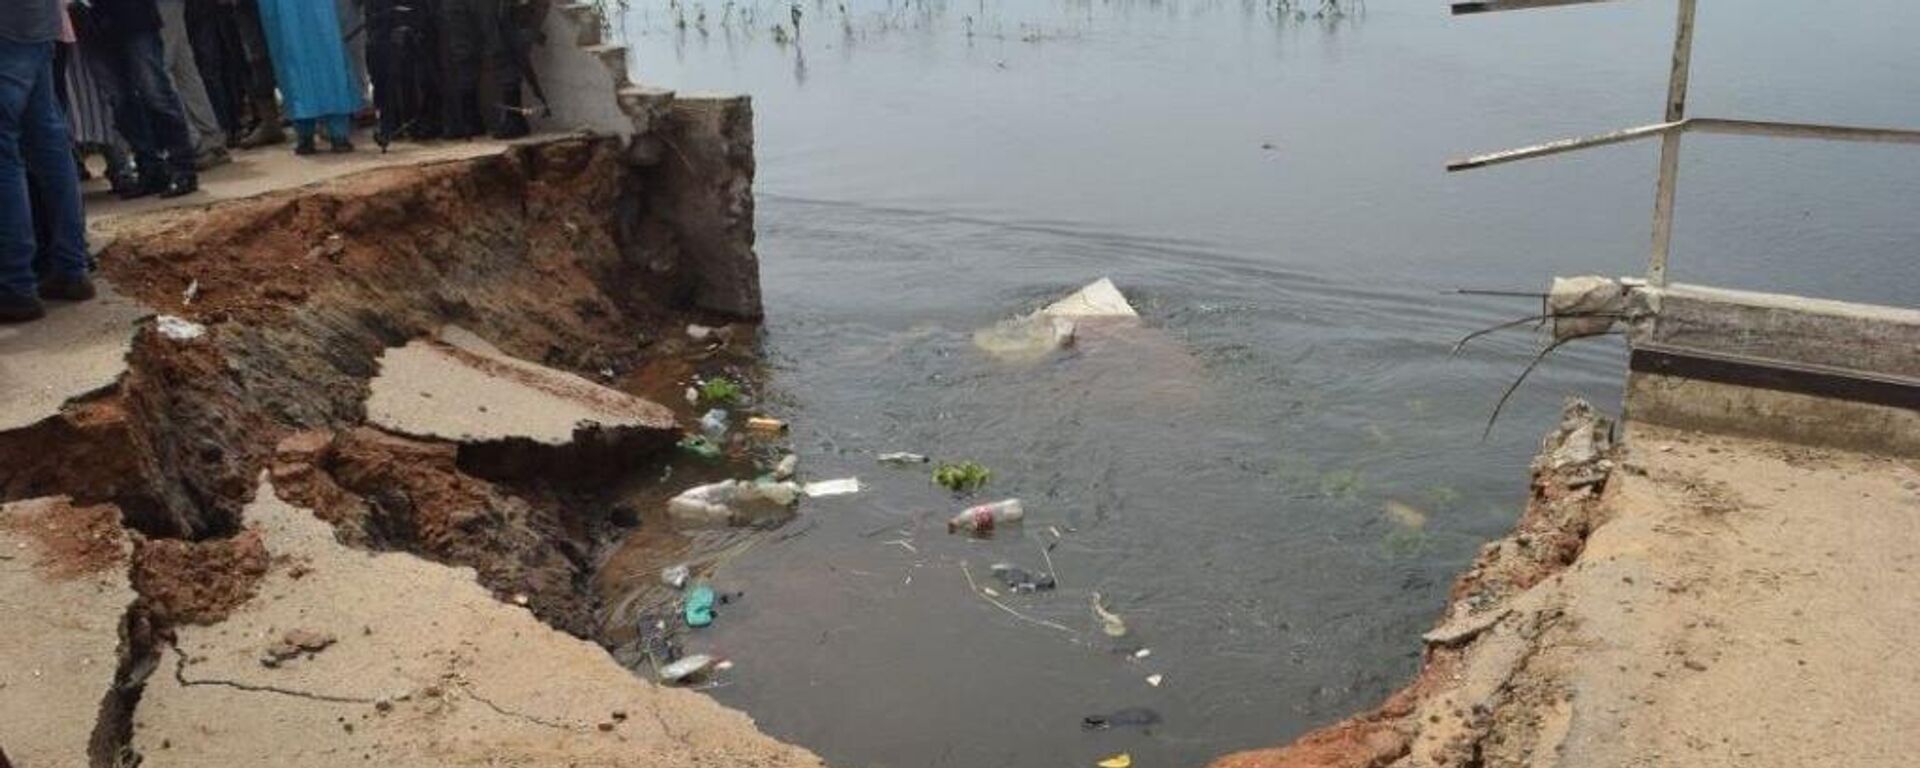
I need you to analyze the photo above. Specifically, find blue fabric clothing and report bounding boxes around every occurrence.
[255,0,362,121]
[293,114,350,143]
[0,40,89,297]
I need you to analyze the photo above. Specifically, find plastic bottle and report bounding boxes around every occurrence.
[699,409,730,438]
[947,499,1024,534]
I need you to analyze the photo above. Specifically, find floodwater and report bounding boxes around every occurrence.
[608,1,1920,766]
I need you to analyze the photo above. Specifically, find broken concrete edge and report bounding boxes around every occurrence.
[1538,276,1919,457]
[0,497,140,768]
[1208,400,1618,768]
[1,477,824,768]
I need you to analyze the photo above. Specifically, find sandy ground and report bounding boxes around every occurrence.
[133,477,823,768]
[1214,414,1920,768]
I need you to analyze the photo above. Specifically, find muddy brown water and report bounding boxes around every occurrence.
[604,2,1920,766]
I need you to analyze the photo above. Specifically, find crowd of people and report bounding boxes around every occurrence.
[2,0,549,323]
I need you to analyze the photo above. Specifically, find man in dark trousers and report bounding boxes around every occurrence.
[437,0,532,140]
[72,0,200,198]
[0,0,94,322]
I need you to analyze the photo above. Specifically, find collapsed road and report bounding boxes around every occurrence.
[0,131,824,766]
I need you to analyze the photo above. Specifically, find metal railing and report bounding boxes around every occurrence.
[1448,0,1920,286]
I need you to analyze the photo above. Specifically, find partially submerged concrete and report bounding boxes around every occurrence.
[367,325,676,449]
[133,480,822,768]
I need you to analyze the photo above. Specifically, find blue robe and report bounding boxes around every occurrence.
[256,0,363,121]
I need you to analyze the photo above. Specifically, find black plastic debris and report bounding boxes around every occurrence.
[1082,707,1163,731]
[990,562,1056,593]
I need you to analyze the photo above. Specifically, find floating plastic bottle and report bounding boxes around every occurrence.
[947,499,1024,534]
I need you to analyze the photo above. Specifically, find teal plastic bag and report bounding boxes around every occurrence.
[684,584,716,628]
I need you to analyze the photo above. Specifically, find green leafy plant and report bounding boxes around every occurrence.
[698,376,743,407]
[933,461,992,494]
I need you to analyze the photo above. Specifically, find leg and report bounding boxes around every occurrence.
[186,1,238,137]
[20,52,92,297]
[158,0,227,160]
[476,0,528,139]
[0,41,54,317]
[293,118,317,154]
[233,0,285,146]
[87,40,163,196]
[121,30,199,191]
[436,0,482,138]
[325,113,353,152]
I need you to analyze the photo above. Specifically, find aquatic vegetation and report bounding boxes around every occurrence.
[933,461,992,494]
[1319,468,1367,500]
[1424,485,1462,509]
[698,376,745,406]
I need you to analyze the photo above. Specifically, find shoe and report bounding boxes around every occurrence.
[237,97,287,148]
[195,147,232,170]
[294,138,317,156]
[135,171,172,198]
[329,139,355,154]
[156,173,199,199]
[38,273,96,302]
[0,291,46,323]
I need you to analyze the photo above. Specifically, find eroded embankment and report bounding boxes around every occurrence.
[0,137,803,767]
[1212,401,1619,768]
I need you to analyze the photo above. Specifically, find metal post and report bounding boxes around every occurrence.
[1647,0,1697,287]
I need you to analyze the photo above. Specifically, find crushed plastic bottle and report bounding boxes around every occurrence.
[877,452,930,466]
[947,499,1024,534]
[684,584,717,627]
[773,454,799,480]
[667,480,801,527]
[699,409,730,439]
[660,564,690,590]
[659,653,714,683]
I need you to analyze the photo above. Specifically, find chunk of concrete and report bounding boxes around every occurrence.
[365,325,675,447]
[0,284,146,432]
[132,479,823,767]
[1039,277,1138,319]
[0,497,134,768]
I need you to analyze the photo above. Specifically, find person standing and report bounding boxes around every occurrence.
[74,0,200,198]
[156,0,230,167]
[229,0,284,147]
[0,0,94,322]
[255,0,363,154]
[437,0,529,140]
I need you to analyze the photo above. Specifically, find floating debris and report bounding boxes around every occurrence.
[804,478,862,497]
[659,654,714,684]
[1092,592,1129,638]
[878,452,930,466]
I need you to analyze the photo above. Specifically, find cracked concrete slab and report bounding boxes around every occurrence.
[0,284,146,432]
[0,497,134,768]
[132,478,822,767]
[364,325,676,447]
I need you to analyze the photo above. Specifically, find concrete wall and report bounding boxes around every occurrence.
[525,3,763,319]
[1624,282,1920,457]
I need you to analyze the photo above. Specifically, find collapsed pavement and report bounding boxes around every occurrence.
[0,132,820,766]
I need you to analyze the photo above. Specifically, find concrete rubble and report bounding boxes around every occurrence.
[366,324,676,448]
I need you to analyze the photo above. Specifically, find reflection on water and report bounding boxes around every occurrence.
[607,1,1920,766]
